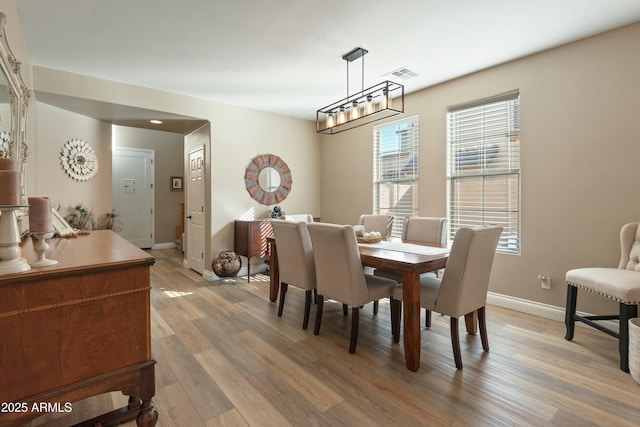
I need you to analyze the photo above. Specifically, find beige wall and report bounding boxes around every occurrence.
[320,22,640,314]
[10,0,640,313]
[28,67,321,275]
[33,102,112,217]
[113,125,185,245]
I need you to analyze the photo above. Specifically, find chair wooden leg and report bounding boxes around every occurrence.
[478,306,489,351]
[302,290,312,330]
[565,284,577,341]
[313,288,317,304]
[314,295,324,335]
[450,317,463,369]
[349,307,360,354]
[373,300,379,315]
[619,302,638,372]
[425,309,432,328]
[277,283,288,317]
[343,304,349,316]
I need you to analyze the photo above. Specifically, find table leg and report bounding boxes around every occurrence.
[269,244,279,302]
[402,271,421,371]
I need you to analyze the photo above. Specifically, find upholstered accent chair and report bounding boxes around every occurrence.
[307,223,398,354]
[391,226,503,369]
[358,214,394,240]
[375,216,448,327]
[271,220,316,330]
[565,222,640,372]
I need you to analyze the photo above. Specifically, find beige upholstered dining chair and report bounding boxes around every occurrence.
[271,220,316,330]
[358,214,394,240]
[375,216,448,326]
[401,216,448,244]
[391,226,503,369]
[307,223,399,353]
[283,214,314,223]
[565,222,640,372]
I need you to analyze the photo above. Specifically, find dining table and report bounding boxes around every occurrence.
[268,237,463,371]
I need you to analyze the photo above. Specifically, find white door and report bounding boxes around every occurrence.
[112,148,154,248]
[187,146,205,273]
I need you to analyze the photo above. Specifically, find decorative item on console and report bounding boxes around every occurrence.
[269,205,285,219]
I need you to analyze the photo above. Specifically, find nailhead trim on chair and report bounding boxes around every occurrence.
[567,281,640,304]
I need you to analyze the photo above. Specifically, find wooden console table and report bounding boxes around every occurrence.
[234,219,273,282]
[0,231,158,427]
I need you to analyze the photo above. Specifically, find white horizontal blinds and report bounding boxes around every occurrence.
[373,116,419,238]
[447,92,520,253]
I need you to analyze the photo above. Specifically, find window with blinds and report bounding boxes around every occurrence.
[446,91,520,253]
[373,116,419,238]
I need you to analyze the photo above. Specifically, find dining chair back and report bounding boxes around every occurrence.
[283,214,314,223]
[271,220,316,329]
[359,214,393,240]
[402,217,448,244]
[375,216,448,322]
[565,222,640,372]
[308,222,398,353]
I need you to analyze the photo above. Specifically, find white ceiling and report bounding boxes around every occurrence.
[14,0,640,128]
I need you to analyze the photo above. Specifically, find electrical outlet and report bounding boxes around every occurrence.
[538,274,551,289]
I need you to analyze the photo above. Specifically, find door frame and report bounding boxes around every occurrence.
[112,147,155,248]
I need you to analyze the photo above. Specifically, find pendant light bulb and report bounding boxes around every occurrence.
[350,101,359,120]
[365,95,374,115]
[337,106,346,125]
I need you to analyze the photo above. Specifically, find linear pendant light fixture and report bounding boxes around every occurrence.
[316,47,404,134]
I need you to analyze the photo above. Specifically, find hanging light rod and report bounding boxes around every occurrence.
[316,47,404,135]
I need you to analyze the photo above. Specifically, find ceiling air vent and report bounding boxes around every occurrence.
[383,66,418,80]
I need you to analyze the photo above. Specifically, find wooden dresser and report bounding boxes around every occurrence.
[0,231,157,427]
[233,219,273,282]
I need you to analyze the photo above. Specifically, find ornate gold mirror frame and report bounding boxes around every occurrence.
[244,154,292,205]
[0,12,31,204]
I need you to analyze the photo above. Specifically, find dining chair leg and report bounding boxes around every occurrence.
[373,300,379,315]
[450,317,463,369]
[302,290,312,330]
[425,309,432,328]
[313,288,318,304]
[343,304,349,316]
[314,295,324,335]
[349,307,360,354]
[277,283,288,317]
[478,306,489,351]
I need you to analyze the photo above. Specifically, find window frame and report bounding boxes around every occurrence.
[373,115,419,238]
[446,91,521,254]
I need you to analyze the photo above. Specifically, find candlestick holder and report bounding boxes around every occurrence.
[0,205,31,274]
[29,231,57,267]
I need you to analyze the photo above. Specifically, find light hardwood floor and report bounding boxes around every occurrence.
[30,248,640,426]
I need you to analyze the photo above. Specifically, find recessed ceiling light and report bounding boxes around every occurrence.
[150,119,163,124]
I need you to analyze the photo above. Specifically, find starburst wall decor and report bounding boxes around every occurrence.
[60,138,99,181]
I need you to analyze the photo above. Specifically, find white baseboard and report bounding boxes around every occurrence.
[202,269,215,281]
[487,292,566,322]
[487,291,618,329]
[153,242,176,250]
